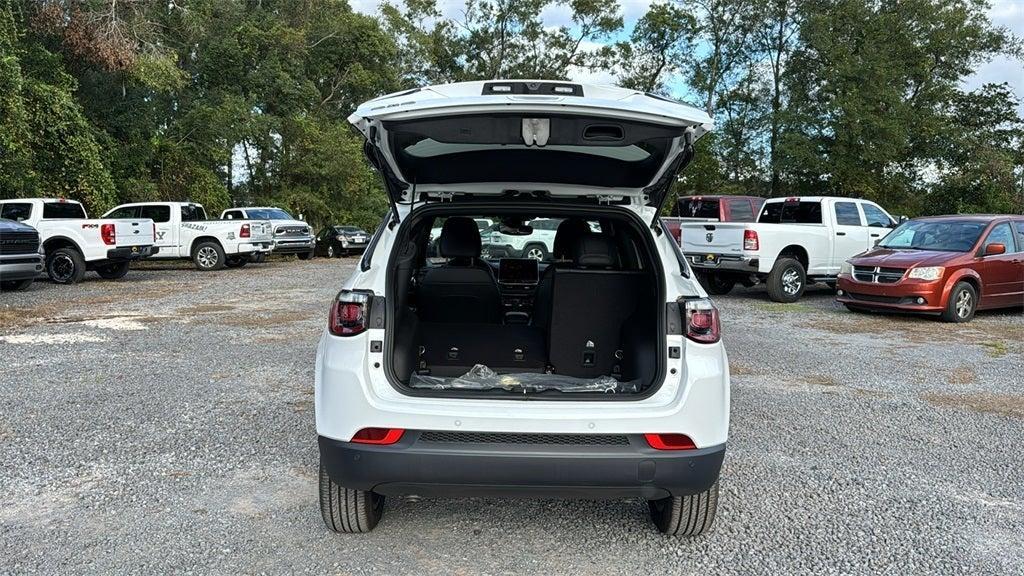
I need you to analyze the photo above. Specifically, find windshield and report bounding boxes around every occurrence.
[878,220,987,252]
[246,208,294,220]
[43,202,87,219]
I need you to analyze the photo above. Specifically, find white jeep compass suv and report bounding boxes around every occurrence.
[315,80,730,536]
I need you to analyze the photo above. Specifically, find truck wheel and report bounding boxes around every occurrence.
[297,250,313,260]
[700,272,735,295]
[192,241,226,271]
[225,256,247,268]
[1,279,34,291]
[46,247,87,284]
[648,480,719,537]
[95,261,130,280]
[766,257,806,303]
[941,281,977,323]
[319,463,384,533]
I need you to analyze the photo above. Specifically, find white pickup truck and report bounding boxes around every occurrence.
[681,196,899,302]
[103,202,273,271]
[220,206,314,260]
[0,198,156,284]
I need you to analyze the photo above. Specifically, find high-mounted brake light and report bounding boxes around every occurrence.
[101,223,116,245]
[644,433,697,450]
[239,223,251,238]
[351,428,404,445]
[743,229,759,251]
[683,298,721,344]
[328,290,372,336]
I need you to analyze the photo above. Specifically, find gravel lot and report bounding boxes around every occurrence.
[1,258,1022,575]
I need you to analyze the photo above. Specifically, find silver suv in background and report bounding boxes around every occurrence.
[0,218,44,291]
[221,207,314,260]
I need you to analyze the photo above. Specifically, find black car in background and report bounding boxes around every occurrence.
[314,226,371,257]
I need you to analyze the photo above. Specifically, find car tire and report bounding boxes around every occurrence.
[319,463,384,533]
[766,257,806,303]
[225,256,247,268]
[297,251,313,261]
[192,241,226,271]
[46,247,87,284]
[95,261,131,280]
[941,281,977,323]
[648,480,719,537]
[700,272,735,296]
[1,279,34,291]
[522,242,548,261]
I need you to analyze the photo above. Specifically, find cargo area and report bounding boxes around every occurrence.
[386,208,664,397]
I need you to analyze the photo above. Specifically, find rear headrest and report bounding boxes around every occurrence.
[572,234,619,269]
[439,217,481,259]
[552,218,592,260]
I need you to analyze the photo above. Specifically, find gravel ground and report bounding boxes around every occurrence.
[1,259,1022,575]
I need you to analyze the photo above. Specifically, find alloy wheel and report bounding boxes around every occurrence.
[327,245,335,258]
[197,246,219,269]
[49,254,74,282]
[955,290,972,318]
[782,268,802,295]
[526,247,545,260]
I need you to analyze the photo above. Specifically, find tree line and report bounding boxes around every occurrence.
[1,0,1021,229]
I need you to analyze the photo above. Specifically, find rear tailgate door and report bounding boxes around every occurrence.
[109,219,155,247]
[680,222,748,260]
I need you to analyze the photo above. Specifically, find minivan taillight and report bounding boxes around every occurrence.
[240,223,251,238]
[683,298,720,344]
[101,223,116,245]
[328,290,371,336]
[743,229,759,251]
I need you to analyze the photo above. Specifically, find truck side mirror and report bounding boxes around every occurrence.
[984,243,1006,256]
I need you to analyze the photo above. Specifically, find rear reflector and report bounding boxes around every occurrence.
[644,433,697,450]
[351,428,404,445]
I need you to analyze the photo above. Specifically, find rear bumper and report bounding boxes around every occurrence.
[106,245,157,261]
[319,433,725,499]
[836,276,945,312]
[685,253,759,273]
[237,242,273,254]
[0,255,44,280]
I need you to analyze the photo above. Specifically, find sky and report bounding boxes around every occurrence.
[350,0,1024,113]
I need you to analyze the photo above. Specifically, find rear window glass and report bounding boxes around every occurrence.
[726,199,755,222]
[43,202,87,219]
[141,205,171,223]
[759,201,822,224]
[1,203,33,221]
[675,199,720,219]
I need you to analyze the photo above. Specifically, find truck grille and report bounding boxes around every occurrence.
[274,226,309,237]
[0,231,40,255]
[418,431,630,446]
[853,266,905,284]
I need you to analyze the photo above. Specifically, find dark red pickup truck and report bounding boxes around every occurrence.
[662,195,766,244]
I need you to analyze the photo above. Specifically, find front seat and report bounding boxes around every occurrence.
[417,217,502,323]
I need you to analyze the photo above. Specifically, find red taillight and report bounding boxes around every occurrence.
[328,291,371,336]
[743,229,759,251]
[683,298,721,344]
[101,223,116,245]
[240,223,251,238]
[644,433,697,450]
[351,428,404,445]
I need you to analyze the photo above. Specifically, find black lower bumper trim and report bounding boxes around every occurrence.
[319,433,725,499]
[106,245,157,260]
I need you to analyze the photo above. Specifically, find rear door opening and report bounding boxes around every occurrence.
[385,204,666,399]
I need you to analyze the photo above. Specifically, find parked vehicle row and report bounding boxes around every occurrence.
[0,198,365,288]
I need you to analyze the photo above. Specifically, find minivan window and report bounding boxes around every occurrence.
[758,201,822,224]
[726,199,755,222]
[180,205,207,222]
[983,222,1015,253]
[43,202,87,219]
[879,220,986,252]
[675,198,720,219]
[140,205,171,223]
[1,203,33,221]
[1015,221,1024,251]
[861,203,892,228]
[834,202,862,226]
